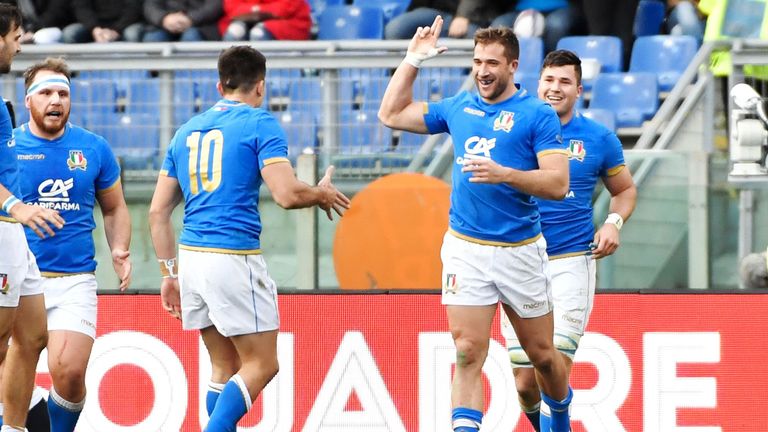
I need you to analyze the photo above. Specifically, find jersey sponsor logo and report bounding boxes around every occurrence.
[67,150,87,170]
[565,190,575,198]
[17,153,45,161]
[463,107,485,117]
[0,273,7,295]
[493,111,515,132]
[35,178,81,211]
[568,139,586,161]
[6,138,14,148]
[444,273,458,294]
[456,136,496,165]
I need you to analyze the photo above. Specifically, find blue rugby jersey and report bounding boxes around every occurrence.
[15,123,121,273]
[0,101,20,221]
[537,112,626,258]
[160,99,289,253]
[424,87,565,245]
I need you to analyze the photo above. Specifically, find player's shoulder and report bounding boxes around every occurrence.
[67,123,111,148]
[573,112,615,138]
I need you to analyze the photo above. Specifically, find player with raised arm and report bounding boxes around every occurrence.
[0,5,65,432]
[9,57,132,432]
[379,17,573,432]
[502,50,637,431]
[148,45,350,432]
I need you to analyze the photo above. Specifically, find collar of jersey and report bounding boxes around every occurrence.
[216,99,248,108]
[21,122,71,143]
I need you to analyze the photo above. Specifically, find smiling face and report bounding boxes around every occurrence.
[25,70,71,139]
[472,42,519,103]
[538,64,582,124]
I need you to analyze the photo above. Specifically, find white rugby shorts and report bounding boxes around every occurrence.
[0,221,43,307]
[440,232,552,318]
[502,254,596,363]
[44,274,98,338]
[179,249,279,337]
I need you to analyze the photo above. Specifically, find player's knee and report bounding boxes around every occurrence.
[526,344,558,373]
[51,364,87,395]
[514,369,539,400]
[553,332,580,360]
[454,336,489,368]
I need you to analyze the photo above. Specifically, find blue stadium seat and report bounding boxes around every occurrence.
[317,6,384,40]
[91,111,160,170]
[307,0,345,17]
[629,35,699,92]
[633,0,666,37]
[266,69,301,113]
[339,68,389,113]
[414,67,469,101]
[353,0,410,23]
[126,79,160,116]
[518,37,544,76]
[13,78,29,126]
[288,76,323,121]
[517,74,539,96]
[173,78,196,127]
[590,72,659,128]
[556,36,623,91]
[581,108,617,132]
[338,108,393,154]
[275,111,318,158]
[70,79,119,130]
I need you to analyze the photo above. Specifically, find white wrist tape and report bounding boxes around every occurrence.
[404,48,441,68]
[604,213,624,231]
[2,195,21,214]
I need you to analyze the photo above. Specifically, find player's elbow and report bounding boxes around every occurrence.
[378,108,397,128]
[148,205,169,228]
[548,171,570,200]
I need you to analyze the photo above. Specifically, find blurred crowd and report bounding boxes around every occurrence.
[0,0,706,49]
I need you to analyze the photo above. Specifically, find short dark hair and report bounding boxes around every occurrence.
[0,3,21,38]
[473,27,519,63]
[24,58,71,90]
[541,50,582,85]
[218,46,266,94]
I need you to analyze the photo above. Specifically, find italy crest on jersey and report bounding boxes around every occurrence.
[67,150,87,170]
[0,273,8,295]
[568,139,586,162]
[493,111,515,133]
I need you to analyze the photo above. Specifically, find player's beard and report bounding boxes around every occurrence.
[477,76,510,102]
[30,106,69,136]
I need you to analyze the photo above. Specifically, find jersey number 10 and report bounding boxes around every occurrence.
[186,130,224,194]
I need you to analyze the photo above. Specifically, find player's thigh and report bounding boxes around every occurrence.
[502,302,555,355]
[550,255,596,358]
[12,293,46,345]
[440,233,498,306]
[0,222,29,308]
[47,330,94,377]
[230,329,279,364]
[183,251,279,337]
[45,275,98,338]
[495,236,552,318]
[446,304,497,352]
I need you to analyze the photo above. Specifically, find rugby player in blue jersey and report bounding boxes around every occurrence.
[379,16,573,432]
[0,6,64,432]
[11,58,132,432]
[149,46,350,432]
[501,50,637,431]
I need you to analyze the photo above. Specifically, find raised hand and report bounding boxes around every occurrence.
[318,165,351,220]
[406,15,448,66]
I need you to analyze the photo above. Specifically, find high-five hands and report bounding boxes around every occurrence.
[318,166,351,220]
[404,15,448,68]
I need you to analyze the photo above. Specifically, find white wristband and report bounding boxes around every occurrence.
[403,48,441,69]
[604,213,624,231]
[2,195,21,214]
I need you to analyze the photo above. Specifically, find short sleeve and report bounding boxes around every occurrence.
[96,137,121,191]
[599,130,626,177]
[424,97,453,135]
[160,131,179,178]
[533,104,565,157]
[254,112,289,169]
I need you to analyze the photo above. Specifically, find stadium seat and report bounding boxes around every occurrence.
[90,111,160,170]
[556,36,623,91]
[317,6,384,40]
[353,0,410,23]
[517,74,539,96]
[518,37,545,76]
[288,76,323,121]
[581,108,617,131]
[633,0,666,37]
[338,108,393,154]
[276,110,318,157]
[339,68,389,113]
[589,72,659,128]
[13,78,29,126]
[70,79,119,130]
[173,78,196,127]
[629,35,699,92]
[126,79,160,116]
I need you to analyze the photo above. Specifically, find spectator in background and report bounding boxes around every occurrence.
[143,0,223,42]
[491,0,580,52]
[63,0,144,43]
[666,0,704,41]
[220,0,311,41]
[0,0,74,44]
[581,0,639,68]
[385,0,507,40]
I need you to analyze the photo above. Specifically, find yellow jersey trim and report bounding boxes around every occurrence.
[549,251,591,260]
[0,216,18,223]
[422,102,429,114]
[537,149,569,158]
[98,179,121,194]
[159,169,169,176]
[180,244,262,255]
[42,271,95,278]
[263,157,289,166]
[606,164,626,177]
[449,228,542,247]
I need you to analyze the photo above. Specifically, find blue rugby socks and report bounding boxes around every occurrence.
[452,407,482,431]
[47,388,84,432]
[206,381,226,416]
[205,374,251,432]
[540,387,573,432]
